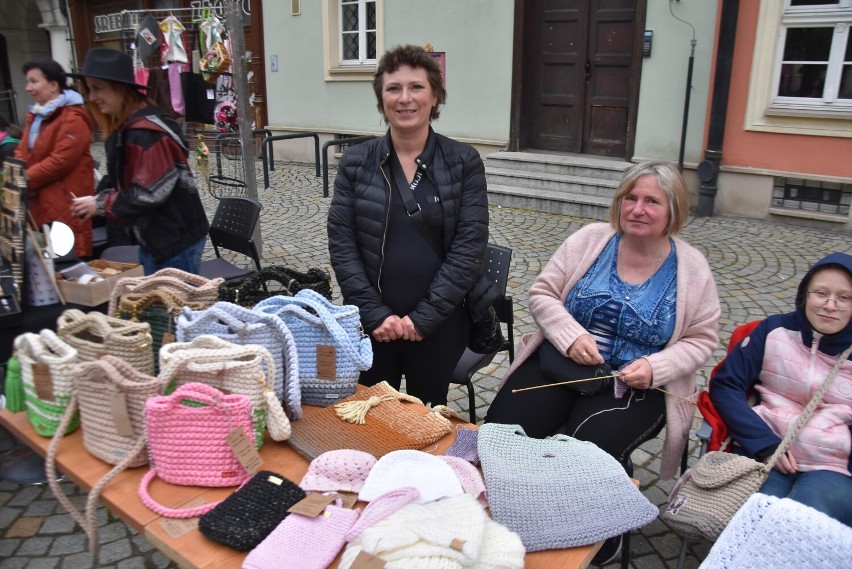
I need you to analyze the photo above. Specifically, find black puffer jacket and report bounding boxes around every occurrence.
[328,129,488,337]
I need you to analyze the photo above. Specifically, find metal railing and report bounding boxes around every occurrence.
[261,133,320,189]
[321,136,377,197]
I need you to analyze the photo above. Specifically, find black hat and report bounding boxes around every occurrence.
[70,48,148,91]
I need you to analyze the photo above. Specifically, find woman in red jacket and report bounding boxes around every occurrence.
[15,59,94,258]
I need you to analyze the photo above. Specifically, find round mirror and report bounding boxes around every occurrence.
[47,221,75,258]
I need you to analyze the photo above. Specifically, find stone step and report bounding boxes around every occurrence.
[487,184,612,221]
[486,166,619,198]
[486,151,631,181]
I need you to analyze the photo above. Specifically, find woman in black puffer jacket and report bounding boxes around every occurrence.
[328,45,488,405]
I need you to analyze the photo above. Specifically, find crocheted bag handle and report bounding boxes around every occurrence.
[158,337,291,441]
[255,291,372,370]
[57,309,153,350]
[177,303,266,339]
[45,357,165,552]
[138,382,249,518]
[13,329,77,365]
[108,268,223,315]
[175,303,303,420]
[117,289,202,319]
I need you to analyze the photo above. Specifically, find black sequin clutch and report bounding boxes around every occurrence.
[199,470,306,551]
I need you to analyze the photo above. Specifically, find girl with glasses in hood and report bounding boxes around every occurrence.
[711,252,852,526]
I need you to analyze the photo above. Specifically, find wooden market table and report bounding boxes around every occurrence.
[0,405,602,569]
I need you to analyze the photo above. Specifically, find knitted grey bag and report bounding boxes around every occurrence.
[662,344,852,543]
[478,423,658,551]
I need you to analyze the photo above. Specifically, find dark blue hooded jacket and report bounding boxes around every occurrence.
[710,252,852,470]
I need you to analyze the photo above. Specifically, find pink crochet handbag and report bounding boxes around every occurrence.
[139,382,256,518]
[243,488,420,569]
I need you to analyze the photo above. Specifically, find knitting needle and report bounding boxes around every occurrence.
[512,374,620,393]
[512,375,697,405]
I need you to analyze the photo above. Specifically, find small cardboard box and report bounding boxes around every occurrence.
[57,260,144,307]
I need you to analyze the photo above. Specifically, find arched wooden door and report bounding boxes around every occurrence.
[519,0,644,158]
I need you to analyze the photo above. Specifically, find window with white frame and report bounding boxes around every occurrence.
[771,0,852,115]
[746,0,852,136]
[340,0,377,65]
[323,0,383,81]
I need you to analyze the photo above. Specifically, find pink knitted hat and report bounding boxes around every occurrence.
[440,455,488,508]
[299,449,377,493]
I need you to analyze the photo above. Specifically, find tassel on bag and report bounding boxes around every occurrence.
[4,355,25,412]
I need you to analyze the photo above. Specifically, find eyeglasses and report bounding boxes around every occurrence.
[807,290,852,311]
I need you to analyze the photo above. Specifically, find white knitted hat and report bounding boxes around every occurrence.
[358,450,463,504]
[439,456,487,508]
[339,494,512,569]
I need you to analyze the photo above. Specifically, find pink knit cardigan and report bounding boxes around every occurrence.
[501,223,721,479]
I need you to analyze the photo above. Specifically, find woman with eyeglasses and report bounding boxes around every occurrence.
[711,252,852,527]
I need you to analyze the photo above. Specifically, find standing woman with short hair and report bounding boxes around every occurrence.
[15,59,94,258]
[328,44,489,406]
[70,49,209,275]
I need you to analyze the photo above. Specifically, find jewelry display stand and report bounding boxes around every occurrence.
[0,158,26,329]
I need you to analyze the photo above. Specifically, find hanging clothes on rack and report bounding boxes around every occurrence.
[159,14,189,116]
[135,12,164,63]
[199,13,225,52]
[159,14,188,64]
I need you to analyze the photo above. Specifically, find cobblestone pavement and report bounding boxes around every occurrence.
[1,149,850,568]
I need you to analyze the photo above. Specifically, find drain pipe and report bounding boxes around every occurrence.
[696,0,739,216]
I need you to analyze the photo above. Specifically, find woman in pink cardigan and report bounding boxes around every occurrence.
[486,160,719,560]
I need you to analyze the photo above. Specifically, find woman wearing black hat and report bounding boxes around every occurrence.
[70,48,209,275]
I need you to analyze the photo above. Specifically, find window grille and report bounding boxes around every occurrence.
[772,176,852,215]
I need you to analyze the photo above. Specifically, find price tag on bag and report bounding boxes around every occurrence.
[227,427,263,474]
[160,515,199,538]
[336,491,359,509]
[110,391,136,437]
[351,551,386,569]
[287,493,337,517]
[316,345,336,380]
[32,363,55,401]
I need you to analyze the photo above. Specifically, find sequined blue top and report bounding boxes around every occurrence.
[565,234,677,369]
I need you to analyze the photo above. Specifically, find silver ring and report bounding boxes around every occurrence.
[582,351,588,356]
[382,337,389,342]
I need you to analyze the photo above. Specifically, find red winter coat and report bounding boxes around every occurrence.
[16,97,94,257]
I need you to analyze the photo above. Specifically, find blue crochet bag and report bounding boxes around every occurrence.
[254,290,372,407]
[175,302,302,419]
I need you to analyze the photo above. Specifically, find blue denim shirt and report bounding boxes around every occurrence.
[565,234,677,369]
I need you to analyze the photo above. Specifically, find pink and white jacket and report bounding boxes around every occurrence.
[711,252,852,475]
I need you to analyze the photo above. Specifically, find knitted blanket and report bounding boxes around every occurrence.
[700,493,852,569]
